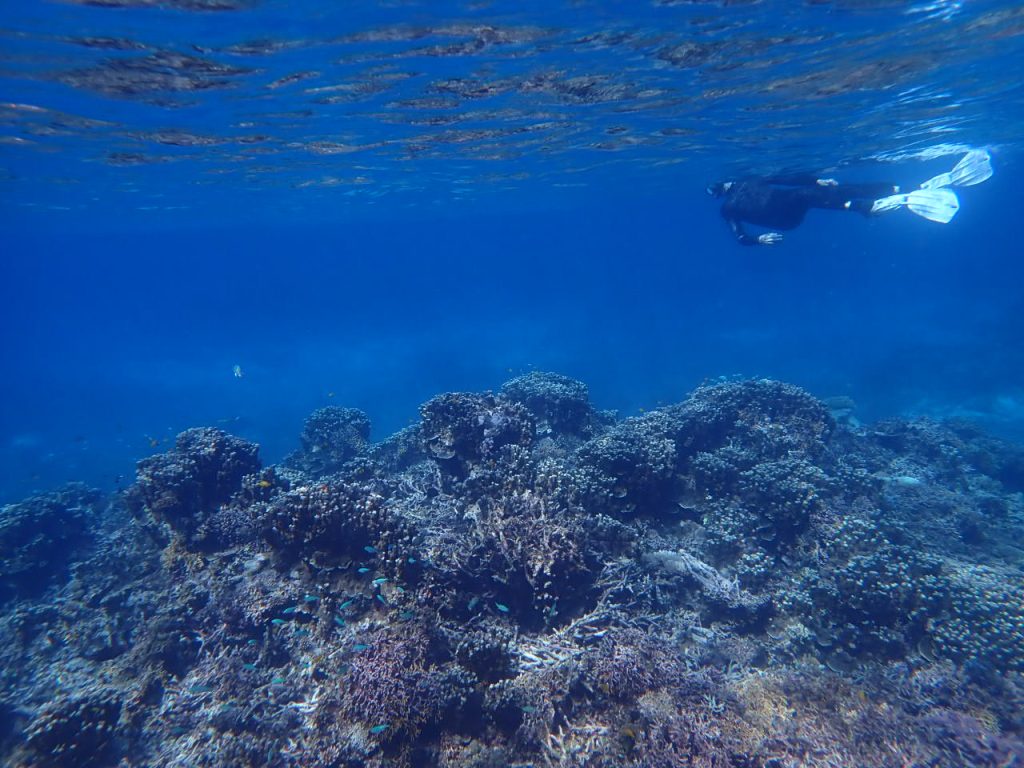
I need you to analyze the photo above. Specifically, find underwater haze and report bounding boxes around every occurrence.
[2,1,1024,767]
[2,0,1024,502]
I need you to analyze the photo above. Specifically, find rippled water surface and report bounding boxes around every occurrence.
[3,1,1023,217]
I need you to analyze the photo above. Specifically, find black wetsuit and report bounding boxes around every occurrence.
[716,175,898,245]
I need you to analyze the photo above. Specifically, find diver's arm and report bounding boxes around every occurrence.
[728,217,782,246]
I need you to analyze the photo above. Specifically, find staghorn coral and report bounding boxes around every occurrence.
[644,549,771,627]
[583,627,710,701]
[343,623,474,747]
[622,707,731,768]
[469,488,596,620]
[921,709,1024,767]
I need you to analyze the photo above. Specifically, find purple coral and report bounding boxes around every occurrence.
[344,625,472,742]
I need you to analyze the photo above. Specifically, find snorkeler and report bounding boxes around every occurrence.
[707,150,992,246]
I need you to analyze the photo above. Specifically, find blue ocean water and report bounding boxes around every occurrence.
[2,0,1023,504]
[6,5,1024,766]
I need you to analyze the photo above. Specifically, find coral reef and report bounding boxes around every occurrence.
[1,374,1023,767]
[0,483,99,602]
[22,689,122,768]
[286,406,372,477]
[125,427,260,550]
[420,391,534,471]
[501,371,597,437]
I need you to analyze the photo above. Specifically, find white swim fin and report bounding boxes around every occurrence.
[920,149,993,189]
[871,188,960,224]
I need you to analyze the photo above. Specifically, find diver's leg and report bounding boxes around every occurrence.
[803,183,899,212]
[835,182,900,200]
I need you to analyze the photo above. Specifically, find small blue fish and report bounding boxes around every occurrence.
[271,677,286,685]
[376,594,387,605]
[303,594,318,603]
[467,597,479,611]
[283,606,298,614]
[247,639,257,645]
[363,545,377,554]
[372,577,388,585]
[521,705,538,714]
[353,644,370,652]
[399,611,415,620]
[190,684,214,693]
[495,603,510,613]
[294,629,310,637]
[242,663,257,671]
[407,557,417,564]
[338,599,354,610]
[357,567,371,574]
[369,724,390,735]
[271,618,286,626]
[334,615,346,627]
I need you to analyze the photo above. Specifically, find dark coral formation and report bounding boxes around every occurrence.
[286,406,371,476]
[1,374,1023,767]
[23,690,122,768]
[501,371,597,436]
[125,427,260,549]
[0,483,99,603]
[261,472,417,579]
[420,391,534,469]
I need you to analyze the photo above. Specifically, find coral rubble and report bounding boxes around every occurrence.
[1,375,1022,767]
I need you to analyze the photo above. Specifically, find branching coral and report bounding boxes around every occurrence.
[3,374,1023,768]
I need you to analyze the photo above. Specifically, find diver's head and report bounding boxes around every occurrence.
[705,181,733,198]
